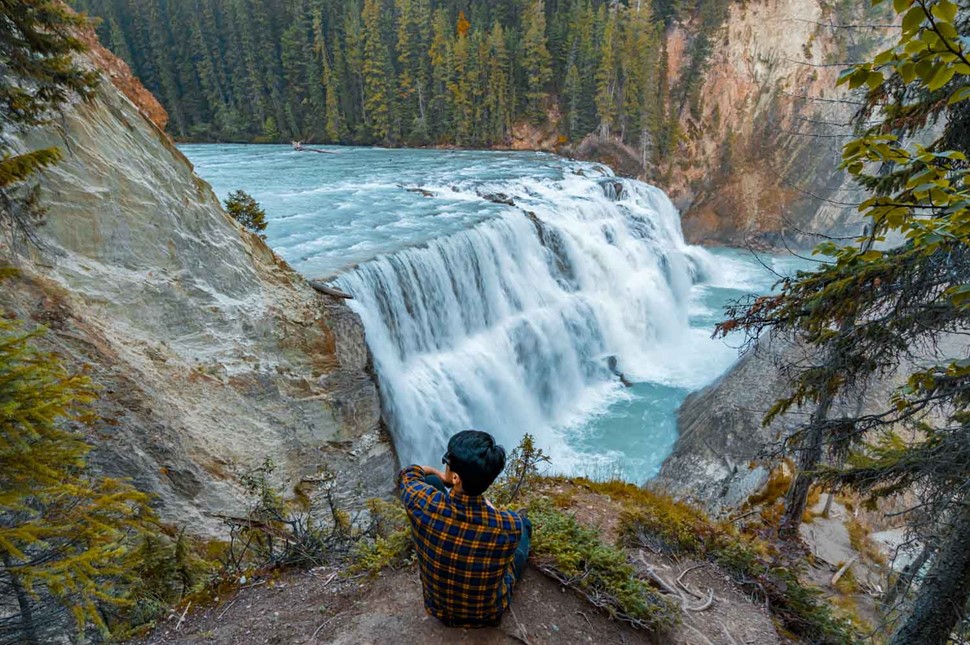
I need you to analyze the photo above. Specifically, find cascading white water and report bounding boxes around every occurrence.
[335,166,715,467]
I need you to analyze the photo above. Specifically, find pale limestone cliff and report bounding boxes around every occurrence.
[0,47,395,535]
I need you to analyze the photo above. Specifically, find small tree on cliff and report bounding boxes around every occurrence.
[0,282,154,643]
[0,1,99,247]
[718,0,969,641]
[224,190,268,239]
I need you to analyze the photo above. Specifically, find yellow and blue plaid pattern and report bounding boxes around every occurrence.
[398,465,524,627]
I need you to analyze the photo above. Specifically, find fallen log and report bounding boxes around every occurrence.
[292,141,338,154]
[309,281,353,300]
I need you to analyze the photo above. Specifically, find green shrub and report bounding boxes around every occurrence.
[492,433,551,506]
[528,499,679,633]
[224,190,268,238]
[350,498,414,576]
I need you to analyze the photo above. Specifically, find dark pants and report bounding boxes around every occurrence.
[425,474,532,582]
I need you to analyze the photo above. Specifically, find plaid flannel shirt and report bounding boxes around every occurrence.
[398,465,524,627]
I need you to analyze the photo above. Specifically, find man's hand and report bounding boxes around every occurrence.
[422,466,455,487]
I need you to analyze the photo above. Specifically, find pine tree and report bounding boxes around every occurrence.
[428,7,452,140]
[0,308,154,643]
[594,4,617,139]
[485,22,512,144]
[107,18,134,66]
[563,59,582,138]
[618,2,651,144]
[280,4,312,138]
[0,0,99,248]
[447,13,474,145]
[638,19,663,169]
[395,0,419,138]
[361,0,395,142]
[521,0,552,124]
[717,1,970,640]
[564,0,598,138]
[313,14,345,143]
[411,0,432,139]
[224,190,268,238]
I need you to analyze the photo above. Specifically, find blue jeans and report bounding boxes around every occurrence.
[425,474,532,582]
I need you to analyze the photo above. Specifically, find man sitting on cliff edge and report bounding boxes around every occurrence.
[398,430,532,627]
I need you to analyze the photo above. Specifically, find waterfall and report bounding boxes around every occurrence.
[336,165,714,467]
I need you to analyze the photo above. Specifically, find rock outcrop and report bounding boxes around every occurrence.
[654,336,806,513]
[657,333,965,514]
[669,0,887,248]
[0,44,395,534]
[562,0,892,249]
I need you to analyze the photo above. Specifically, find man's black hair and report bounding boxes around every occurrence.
[446,430,506,496]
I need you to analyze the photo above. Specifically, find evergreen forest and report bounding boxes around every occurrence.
[74,0,730,155]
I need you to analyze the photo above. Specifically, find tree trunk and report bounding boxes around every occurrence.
[417,84,426,123]
[2,553,39,645]
[779,390,833,540]
[822,491,835,518]
[891,501,970,645]
[883,541,933,609]
[778,235,875,541]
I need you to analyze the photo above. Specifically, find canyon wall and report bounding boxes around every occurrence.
[0,44,395,535]
[567,0,891,249]
[669,0,890,247]
[657,333,966,514]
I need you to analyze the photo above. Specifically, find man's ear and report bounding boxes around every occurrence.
[451,471,462,489]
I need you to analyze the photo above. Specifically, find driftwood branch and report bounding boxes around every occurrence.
[292,142,338,154]
[831,556,858,587]
[506,606,534,645]
[175,601,191,631]
[676,564,708,599]
[210,513,299,544]
[216,599,237,621]
[309,281,353,299]
[638,552,715,612]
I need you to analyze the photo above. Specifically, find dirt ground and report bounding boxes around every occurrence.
[140,560,780,645]
[139,485,781,645]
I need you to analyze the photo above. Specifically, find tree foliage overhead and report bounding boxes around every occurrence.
[0,0,99,246]
[718,0,969,641]
[73,0,733,154]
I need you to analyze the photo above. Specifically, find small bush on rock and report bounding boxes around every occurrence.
[224,190,268,239]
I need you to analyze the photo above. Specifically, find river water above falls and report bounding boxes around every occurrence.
[182,144,806,483]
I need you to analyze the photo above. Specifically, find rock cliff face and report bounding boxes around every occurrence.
[657,333,965,514]
[666,0,891,248]
[0,46,395,534]
[654,337,806,513]
[562,0,890,248]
